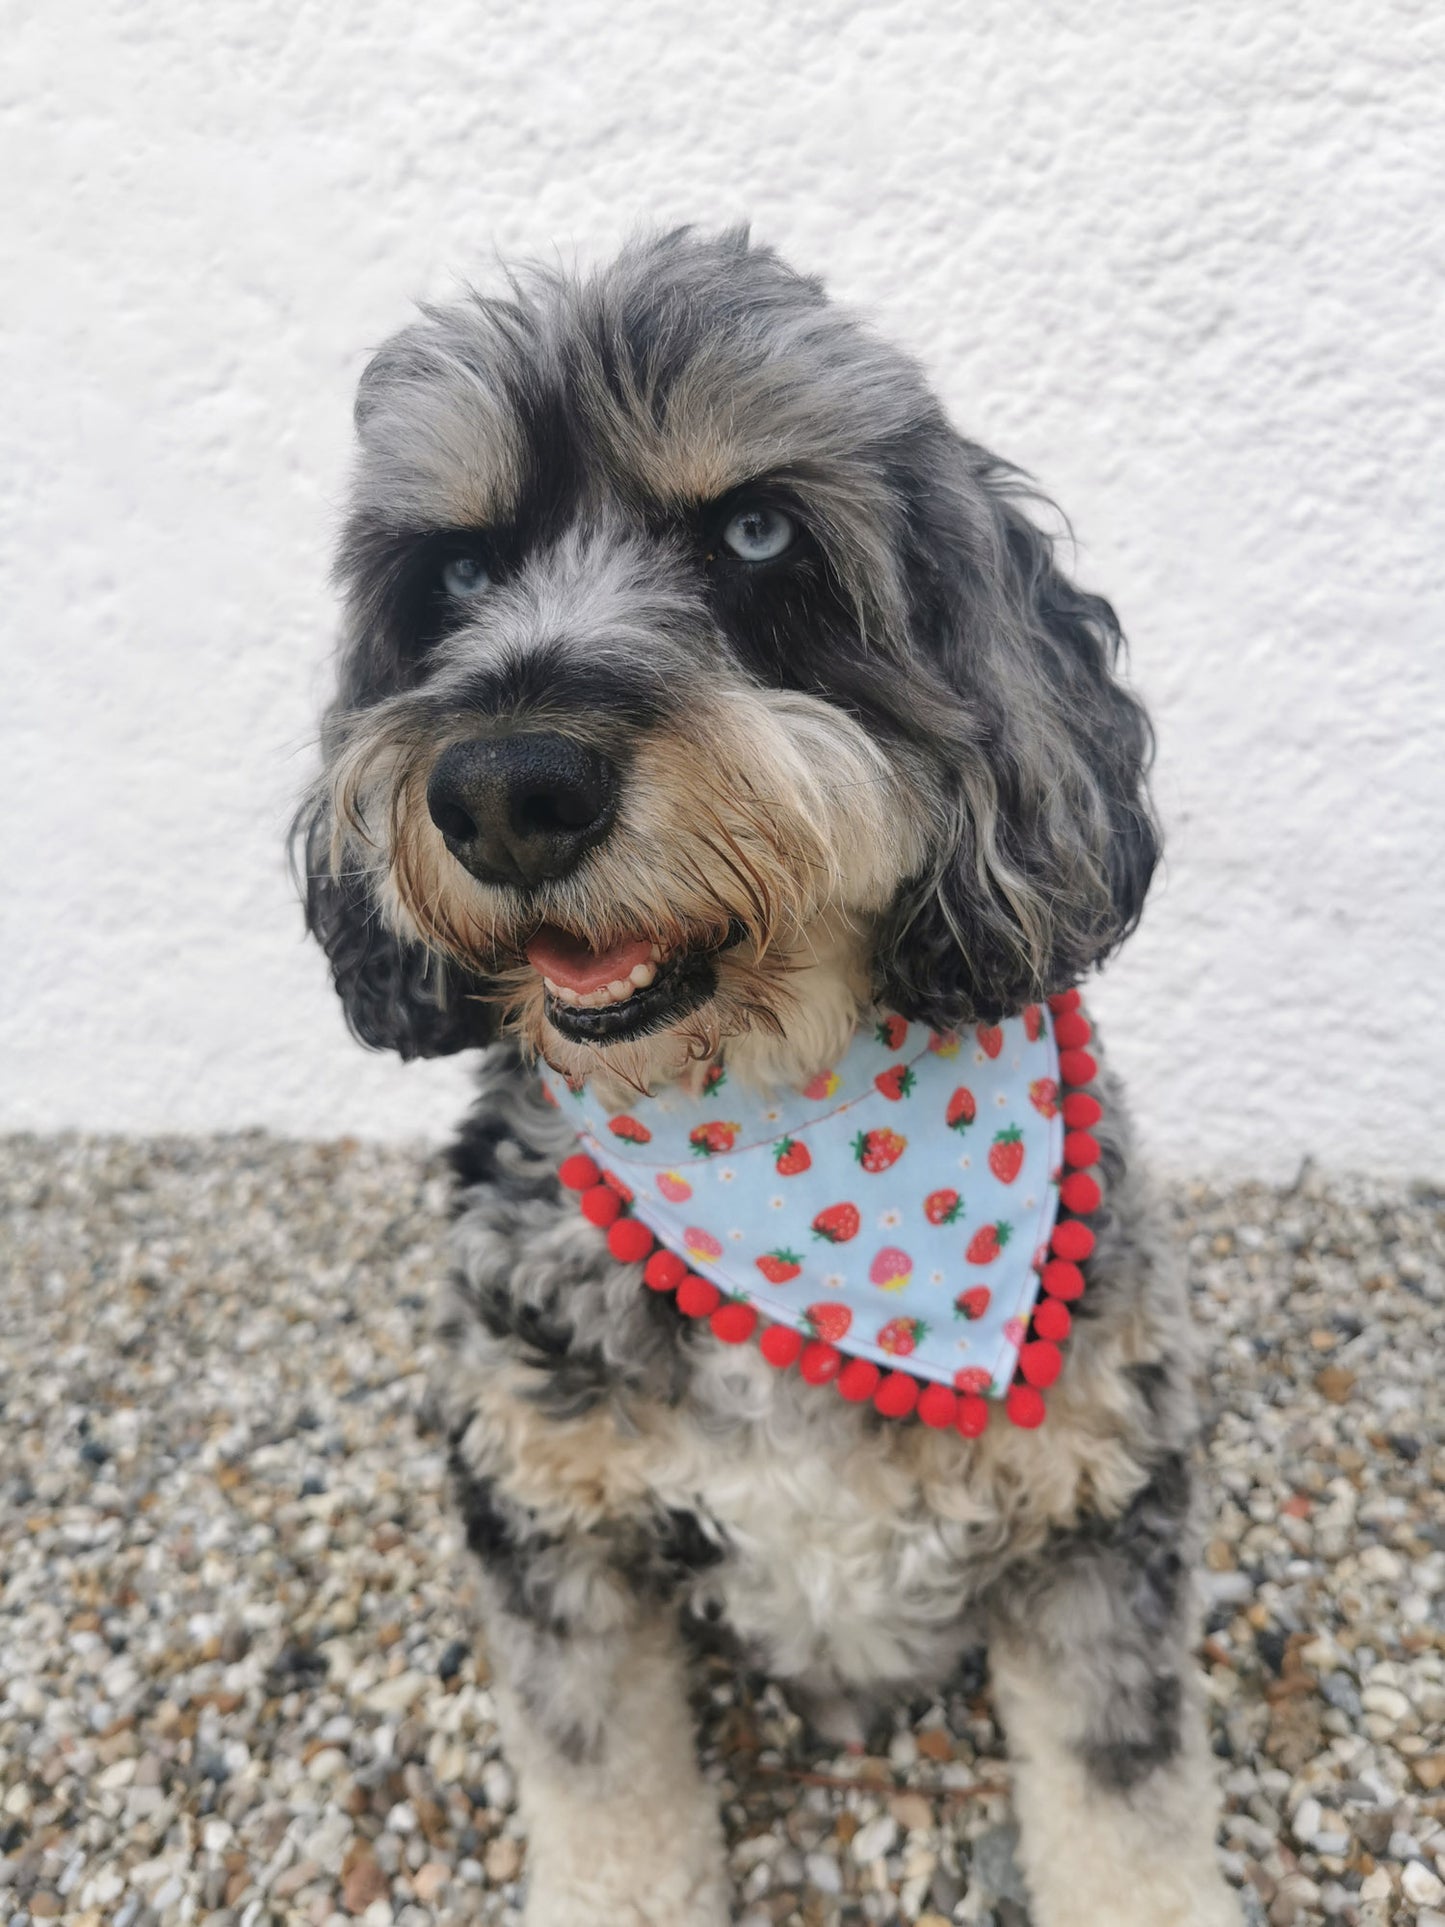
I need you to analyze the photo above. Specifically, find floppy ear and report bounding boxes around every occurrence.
[293,796,497,1061]
[875,444,1161,1028]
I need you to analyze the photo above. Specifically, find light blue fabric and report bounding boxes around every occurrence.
[543,1008,1064,1395]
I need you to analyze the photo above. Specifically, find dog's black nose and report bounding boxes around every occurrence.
[426,733,618,888]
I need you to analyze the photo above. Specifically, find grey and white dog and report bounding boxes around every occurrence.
[297,229,1238,1926]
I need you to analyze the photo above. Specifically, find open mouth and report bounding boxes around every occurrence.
[525,925,719,1043]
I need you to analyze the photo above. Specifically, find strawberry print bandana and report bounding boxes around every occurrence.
[546,993,1106,1433]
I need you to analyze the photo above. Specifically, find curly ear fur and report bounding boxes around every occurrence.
[875,442,1160,1028]
[293,796,497,1061]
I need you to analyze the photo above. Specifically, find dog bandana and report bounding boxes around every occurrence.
[547,991,1105,1433]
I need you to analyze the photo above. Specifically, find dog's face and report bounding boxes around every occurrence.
[300,230,1158,1091]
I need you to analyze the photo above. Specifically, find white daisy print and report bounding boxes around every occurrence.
[929,1269,946,1287]
[877,1207,902,1230]
[728,1228,744,1242]
[770,1195,785,1211]
[824,1272,845,1290]
[716,1167,736,1183]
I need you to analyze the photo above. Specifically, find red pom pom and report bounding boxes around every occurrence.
[873,1372,920,1419]
[917,1383,958,1429]
[1051,1219,1095,1262]
[799,1341,842,1385]
[1006,1383,1047,1429]
[1062,1091,1102,1128]
[559,1153,601,1191]
[710,1301,758,1345]
[1032,1298,1072,1341]
[1060,1172,1102,1215]
[1019,1340,1063,1388]
[837,1358,881,1403]
[643,1248,687,1293]
[1048,988,1081,1014]
[607,1218,655,1264]
[1063,1130,1100,1169]
[760,1323,804,1369]
[1053,1011,1092,1050]
[676,1274,721,1318]
[955,1393,990,1438]
[1059,1048,1098,1087]
[580,1183,622,1228]
[1042,1258,1085,1301]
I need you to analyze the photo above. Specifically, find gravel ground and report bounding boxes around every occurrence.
[1,1134,1442,1927]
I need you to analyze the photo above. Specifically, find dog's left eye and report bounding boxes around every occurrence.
[441,554,492,599]
[721,506,795,563]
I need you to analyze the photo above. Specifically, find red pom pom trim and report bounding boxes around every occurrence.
[607,1218,655,1264]
[759,1323,804,1369]
[579,1183,622,1228]
[558,988,1105,1435]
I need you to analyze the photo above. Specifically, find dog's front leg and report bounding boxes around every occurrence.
[483,1580,728,1927]
[986,1455,1240,1927]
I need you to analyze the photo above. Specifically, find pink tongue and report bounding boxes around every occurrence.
[525,927,655,995]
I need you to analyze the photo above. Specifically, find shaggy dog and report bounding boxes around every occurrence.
[297,229,1238,1926]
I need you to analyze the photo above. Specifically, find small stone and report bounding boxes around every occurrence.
[1361,1683,1411,1722]
[1403,1863,1445,1908]
[411,1863,449,1904]
[308,1748,349,1783]
[341,1854,389,1914]
[29,1895,62,1919]
[803,1852,841,1893]
[850,1812,898,1864]
[1314,1365,1356,1403]
[1414,1755,1445,1790]
[1291,1797,1321,1846]
[483,1837,523,1883]
[888,1791,935,1834]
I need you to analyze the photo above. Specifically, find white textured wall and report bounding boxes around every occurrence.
[4,1,1442,1177]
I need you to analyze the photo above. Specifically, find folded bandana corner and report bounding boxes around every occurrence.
[545,992,1105,1433]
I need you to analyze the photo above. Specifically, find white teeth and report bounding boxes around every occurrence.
[543,948,665,1015]
[649,943,662,961]
[607,978,630,1000]
[629,961,656,988]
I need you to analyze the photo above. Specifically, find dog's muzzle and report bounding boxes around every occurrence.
[426,732,618,889]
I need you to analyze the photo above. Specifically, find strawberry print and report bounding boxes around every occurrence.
[988,1126,1025,1184]
[874,1064,916,1102]
[924,1187,962,1225]
[875,1015,909,1051]
[1029,1078,1059,1119]
[966,1221,1012,1265]
[655,1171,692,1203]
[805,1301,853,1343]
[854,1127,907,1173]
[774,1136,811,1177]
[946,1087,977,1133]
[1003,1316,1028,1347]
[802,1069,840,1100]
[1022,1003,1044,1042]
[928,1030,960,1057]
[690,1120,740,1156]
[878,1315,927,1357]
[976,1023,1003,1059]
[608,1114,651,1143]
[685,1226,724,1262]
[701,1064,727,1096]
[812,1201,861,1244]
[868,1246,913,1292]
[756,1249,802,1284]
[954,1366,992,1395]
[955,1285,992,1321]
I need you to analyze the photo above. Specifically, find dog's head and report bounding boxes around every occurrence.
[297,229,1158,1092]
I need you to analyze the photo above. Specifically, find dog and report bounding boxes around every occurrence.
[296,228,1239,1926]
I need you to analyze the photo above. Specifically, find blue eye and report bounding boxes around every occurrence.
[442,554,491,598]
[722,505,795,562]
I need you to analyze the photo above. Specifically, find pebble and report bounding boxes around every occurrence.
[2,1142,1440,1924]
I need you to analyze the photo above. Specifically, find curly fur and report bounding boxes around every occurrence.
[297,228,1237,1926]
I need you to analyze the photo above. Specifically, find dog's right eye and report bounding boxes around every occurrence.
[441,554,492,599]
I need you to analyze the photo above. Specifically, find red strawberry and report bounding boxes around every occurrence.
[873,1064,916,1102]
[853,1127,907,1174]
[774,1136,811,1177]
[805,1302,853,1343]
[988,1126,1025,1184]
[1022,1004,1043,1042]
[812,1201,861,1244]
[924,1188,962,1226]
[756,1249,802,1284]
[946,1086,977,1133]
[701,1064,727,1096]
[875,1014,909,1051]
[608,1114,651,1143]
[877,1315,927,1357]
[690,1120,740,1156]
[954,1366,992,1395]
[976,1023,1003,1058]
[1029,1077,1059,1119]
[955,1285,992,1321]
[966,1221,1012,1265]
